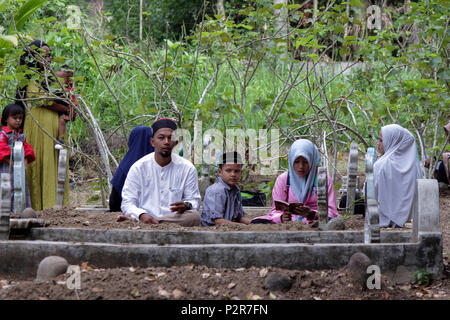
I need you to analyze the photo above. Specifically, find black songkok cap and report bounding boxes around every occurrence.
[151,118,177,135]
[220,151,244,165]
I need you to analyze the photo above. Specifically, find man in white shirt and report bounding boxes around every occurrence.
[121,118,201,226]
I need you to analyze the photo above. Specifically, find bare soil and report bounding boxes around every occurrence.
[0,184,449,301]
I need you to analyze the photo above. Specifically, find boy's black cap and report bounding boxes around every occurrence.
[219,151,243,165]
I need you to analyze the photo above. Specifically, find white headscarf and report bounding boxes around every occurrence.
[374,124,423,227]
[288,139,321,203]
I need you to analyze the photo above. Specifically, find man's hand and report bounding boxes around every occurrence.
[170,201,188,213]
[139,213,159,224]
[280,212,291,223]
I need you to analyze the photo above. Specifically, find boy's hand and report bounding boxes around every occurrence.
[280,212,291,223]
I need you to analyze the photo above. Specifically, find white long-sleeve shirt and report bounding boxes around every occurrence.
[121,152,201,221]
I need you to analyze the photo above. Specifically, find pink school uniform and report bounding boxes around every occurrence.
[253,171,338,224]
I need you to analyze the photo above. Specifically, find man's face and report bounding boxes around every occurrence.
[218,163,242,187]
[151,128,177,158]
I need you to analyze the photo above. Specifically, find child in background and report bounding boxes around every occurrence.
[0,104,36,210]
[201,151,251,226]
[54,65,77,147]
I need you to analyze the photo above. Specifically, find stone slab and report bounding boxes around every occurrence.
[28,228,411,244]
[0,232,442,279]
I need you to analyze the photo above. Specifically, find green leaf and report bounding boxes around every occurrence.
[272,3,285,10]
[288,4,301,10]
[9,0,48,33]
[308,53,319,62]
[350,0,362,6]
[237,24,253,30]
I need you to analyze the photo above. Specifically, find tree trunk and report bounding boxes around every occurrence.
[217,0,225,16]
[273,0,288,56]
[139,0,143,42]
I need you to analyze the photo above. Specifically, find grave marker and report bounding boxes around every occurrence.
[55,149,67,207]
[198,164,212,199]
[412,179,439,242]
[346,142,359,215]
[364,147,380,243]
[317,166,328,229]
[13,141,26,214]
[0,173,11,240]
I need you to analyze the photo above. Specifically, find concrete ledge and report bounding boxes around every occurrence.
[74,206,273,215]
[0,235,441,279]
[28,228,412,244]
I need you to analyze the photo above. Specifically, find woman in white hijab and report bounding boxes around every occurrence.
[374,124,423,227]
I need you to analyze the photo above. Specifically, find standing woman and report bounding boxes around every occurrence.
[16,40,71,210]
[374,124,423,228]
[109,126,154,212]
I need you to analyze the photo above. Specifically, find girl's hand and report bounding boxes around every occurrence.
[280,212,291,223]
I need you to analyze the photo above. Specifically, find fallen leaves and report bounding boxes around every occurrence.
[172,289,184,299]
[381,291,390,299]
[246,292,262,300]
[81,262,93,271]
[227,282,236,289]
[158,286,171,298]
[259,268,269,278]
[208,288,219,296]
[201,273,210,279]
[130,288,140,297]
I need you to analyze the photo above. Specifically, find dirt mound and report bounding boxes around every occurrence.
[1,263,448,300]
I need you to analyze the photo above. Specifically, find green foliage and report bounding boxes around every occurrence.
[0,0,448,194]
[103,0,205,43]
[413,269,432,286]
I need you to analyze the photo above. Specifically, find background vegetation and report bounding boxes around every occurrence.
[0,0,448,202]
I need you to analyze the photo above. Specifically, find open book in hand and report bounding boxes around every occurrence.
[274,200,304,213]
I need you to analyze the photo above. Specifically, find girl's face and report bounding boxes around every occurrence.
[293,156,310,178]
[6,113,24,131]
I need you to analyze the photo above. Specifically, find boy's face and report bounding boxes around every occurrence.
[218,163,242,187]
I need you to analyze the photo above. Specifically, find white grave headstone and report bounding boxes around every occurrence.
[55,148,67,207]
[317,166,328,229]
[13,141,26,214]
[0,173,11,240]
[412,179,440,242]
[346,142,359,215]
[364,147,380,243]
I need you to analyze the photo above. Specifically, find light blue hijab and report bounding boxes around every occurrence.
[288,139,321,203]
